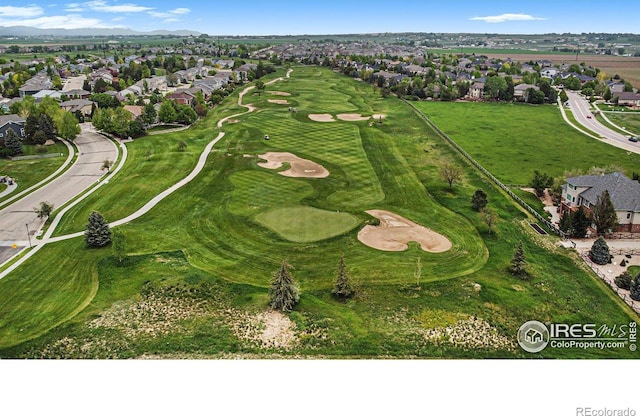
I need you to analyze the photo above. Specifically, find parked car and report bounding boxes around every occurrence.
[586,115,592,119]
[629,136,639,142]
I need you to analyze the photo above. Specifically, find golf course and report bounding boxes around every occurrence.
[0,66,637,358]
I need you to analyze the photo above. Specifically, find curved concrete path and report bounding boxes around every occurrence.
[0,71,292,278]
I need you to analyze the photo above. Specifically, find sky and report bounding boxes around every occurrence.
[0,1,639,35]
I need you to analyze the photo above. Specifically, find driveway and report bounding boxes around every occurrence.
[0,124,117,246]
[564,91,640,154]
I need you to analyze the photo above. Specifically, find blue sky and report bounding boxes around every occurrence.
[0,1,638,35]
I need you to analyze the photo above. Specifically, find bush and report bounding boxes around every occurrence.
[589,237,610,265]
[630,273,640,301]
[614,271,632,290]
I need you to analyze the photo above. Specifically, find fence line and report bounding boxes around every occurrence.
[582,253,640,315]
[403,100,566,238]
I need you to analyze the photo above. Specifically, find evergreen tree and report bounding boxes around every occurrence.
[614,271,632,290]
[589,237,610,265]
[4,129,22,155]
[591,190,619,235]
[24,113,40,144]
[471,188,488,212]
[509,241,529,280]
[571,206,591,238]
[332,255,354,299]
[558,211,573,235]
[38,114,56,140]
[85,211,112,247]
[32,130,47,145]
[630,273,640,301]
[269,261,299,312]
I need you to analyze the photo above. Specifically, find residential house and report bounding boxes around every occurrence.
[540,68,560,79]
[123,105,143,120]
[616,92,640,108]
[0,114,26,146]
[513,84,540,102]
[166,90,195,106]
[18,75,52,98]
[560,172,640,233]
[59,99,93,117]
[468,82,485,100]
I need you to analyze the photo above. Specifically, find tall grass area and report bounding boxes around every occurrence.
[413,101,640,185]
[0,67,637,358]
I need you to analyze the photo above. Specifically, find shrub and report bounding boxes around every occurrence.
[614,271,632,290]
[589,237,610,265]
[630,273,640,301]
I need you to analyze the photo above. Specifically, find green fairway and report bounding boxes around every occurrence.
[413,101,640,184]
[0,66,637,358]
[256,206,359,243]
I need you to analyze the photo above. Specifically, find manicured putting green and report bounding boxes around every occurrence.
[255,206,359,243]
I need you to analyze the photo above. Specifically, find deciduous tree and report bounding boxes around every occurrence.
[440,161,463,189]
[33,201,54,219]
[530,170,553,197]
[471,188,488,211]
[481,208,498,234]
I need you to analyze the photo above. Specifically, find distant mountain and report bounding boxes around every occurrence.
[0,26,201,37]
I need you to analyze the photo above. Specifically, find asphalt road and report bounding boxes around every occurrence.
[0,124,117,245]
[565,90,640,154]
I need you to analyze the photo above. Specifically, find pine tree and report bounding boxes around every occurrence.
[558,211,573,235]
[85,211,112,247]
[571,206,591,238]
[471,188,488,211]
[332,255,354,299]
[630,273,640,301]
[269,261,299,312]
[4,129,22,155]
[509,241,529,280]
[589,236,610,265]
[591,190,619,235]
[38,114,56,140]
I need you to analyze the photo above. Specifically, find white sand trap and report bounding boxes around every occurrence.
[269,91,291,96]
[258,152,329,178]
[358,209,452,252]
[372,114,386,119]
[268,99,289,104]
[337,114,371,121]
[308,114,335,122]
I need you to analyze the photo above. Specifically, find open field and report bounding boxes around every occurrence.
[0,66,637,358]
[485,53,640,87]
[413,101,640,184]
[600,111,640,137]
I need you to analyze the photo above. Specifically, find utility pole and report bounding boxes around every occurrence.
[25,223,32,248]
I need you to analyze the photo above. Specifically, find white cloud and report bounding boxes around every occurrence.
[0,5,44,18]
[0,14,115,29]
[170,8,190,15]
[66,1,152,14]
[469,13,547,23]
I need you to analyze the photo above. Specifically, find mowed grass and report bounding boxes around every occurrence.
[0,142,68,204]
[0,67,637,358]
[413,101,640,185]
[256,206,359,243]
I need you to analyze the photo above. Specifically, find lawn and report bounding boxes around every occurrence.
[0,142,69,204]
[413,101,640,185]
[0,67,637,358]
[601,111,640,138]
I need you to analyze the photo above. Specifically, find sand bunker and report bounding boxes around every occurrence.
[308,114,335,122]
[337,114,371,121]
[358,210,452,252]
[258,152,329,178]
[269,91,291,96]
[268,99,289,104]
[372,114,386,119]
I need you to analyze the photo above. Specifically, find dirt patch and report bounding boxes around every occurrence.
[308,114,335,122]
[258,152,329,178]
[269,91,291,96]
[358,209,452,252]
[337,114,370,121]
[268,99,289,104]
